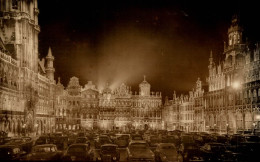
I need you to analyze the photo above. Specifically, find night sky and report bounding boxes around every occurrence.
[38,0,260,98]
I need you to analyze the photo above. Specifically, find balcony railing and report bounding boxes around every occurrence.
[0,51,18,66]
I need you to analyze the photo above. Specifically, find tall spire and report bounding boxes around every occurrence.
[144,75,146,81]
[45,46,55,81]
[47,47,53,57]
[209,50,213,65]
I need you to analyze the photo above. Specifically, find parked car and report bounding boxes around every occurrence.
[127,141,155,162]
[50,135,68,150]
[161,135,181,148]
[114,136,129,148]
[148,135,161,151]
[228,135,260,162]
[130,134,144,142]
[116,134,130,142]
[215,135,229,144]
[35,135,51,145]
[77,132,86,137]
[179,135,201,162]
[0,136,12,145]
[0,144,26,161]
[200,143,239,161]
[94,135,113,149]
[61,143,94,161]
[68,136,77,146]
[96,144,120,162]
[229,134,246,145]
[20,144,62,161]
[154,143,183,162]
[5,137,34,153]
[75,137,90,146]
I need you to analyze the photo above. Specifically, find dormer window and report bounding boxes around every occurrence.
[12,0,18,10]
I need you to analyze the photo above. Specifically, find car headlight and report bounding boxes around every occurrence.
[113,157,117,160]
[97,157,101,160]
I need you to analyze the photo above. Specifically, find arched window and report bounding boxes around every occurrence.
[244,91,247,98]
[12,0,18,10]
[254,89,257,98]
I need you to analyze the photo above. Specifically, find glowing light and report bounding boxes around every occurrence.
[232,81,241,89]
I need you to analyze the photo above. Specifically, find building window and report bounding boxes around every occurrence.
[12,0,18,10]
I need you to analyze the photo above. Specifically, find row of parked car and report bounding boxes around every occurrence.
[0,129,260,161]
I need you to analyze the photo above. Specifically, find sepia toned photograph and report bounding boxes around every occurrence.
[1,0,260,161]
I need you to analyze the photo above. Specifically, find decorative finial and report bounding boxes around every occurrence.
[210,50,213,58]
[47,47,53,57]
[144,75,146,81]
[58,77,61,83]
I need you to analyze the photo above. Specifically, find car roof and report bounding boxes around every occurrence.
[158,143,175,147]
[77,137,88,139]
[101,144,118,147]
[205,142,225,146]
[0,144,20,148]
[9,137,23,140]
[129,141,147,144]
[34,144,57,147]
[69,143,89,147]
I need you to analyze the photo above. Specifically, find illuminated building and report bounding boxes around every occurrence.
[0,0,56,136]
[97,77,162,131]
[64,77,82,130]
[81,81,99,130]
[178,92,195,132]
[131,76,162,130]
[162,92,180,131]
[163,92,195,132]
[193,78,205,132]
[163,79,205,132]
[205,15,260,133]
[55,78,67,132]
[114,83,132,131]
[99,83,116,130]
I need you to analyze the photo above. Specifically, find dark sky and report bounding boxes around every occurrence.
[38,0,260,98]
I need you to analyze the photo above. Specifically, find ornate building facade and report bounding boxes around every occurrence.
[162,92,180,131]
[204,15,260,134]
[0,0,56,136]
[131,77,162,130]
[53,76,163,132]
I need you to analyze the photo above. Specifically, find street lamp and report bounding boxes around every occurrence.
[22,124,27,136]
[34,123,39,136]
[253,122,256,135]
[232,81,241,90]
[226,123,229,135]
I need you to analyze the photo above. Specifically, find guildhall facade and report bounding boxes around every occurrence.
[55,76,162,132]
[163,15,260,134]
[204,15,260,134]
[0,0,56,136]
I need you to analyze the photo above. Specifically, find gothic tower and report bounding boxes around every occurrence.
[223,15,246,87]
[139,76,151,97]
[45,47,55,81]
[0,0,40,72]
